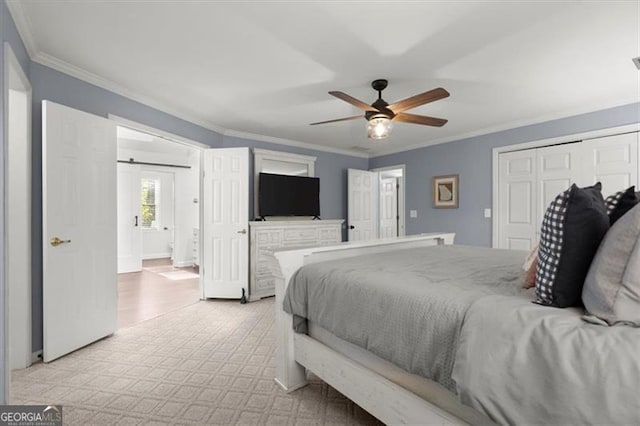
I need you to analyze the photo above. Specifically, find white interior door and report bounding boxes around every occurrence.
[379,178,398,238]
[117,163,142,273]
[348,169,378,241]
[536,143,581,232]
[42,100,117,362]
[497,150,537,250]
[202,148,249,299]
[581,132,639,194]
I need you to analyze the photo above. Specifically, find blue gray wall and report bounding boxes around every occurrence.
[370,102,640,247]
[0,0,31,404]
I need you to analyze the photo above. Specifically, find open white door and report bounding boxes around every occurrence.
[379,178,398,238]
[202,148,249,299]
[117,163,142,273]
[348,169,378,241]
[43,101,117,362]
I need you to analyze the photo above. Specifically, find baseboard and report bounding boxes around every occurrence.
[31,350,42,364]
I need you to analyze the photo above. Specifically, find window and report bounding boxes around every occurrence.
[141,178,160,229]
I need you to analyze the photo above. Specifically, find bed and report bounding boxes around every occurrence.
[272,234,640,425]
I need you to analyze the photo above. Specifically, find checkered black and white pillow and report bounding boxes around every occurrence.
[605,186,639,225]
[535,189,570,305]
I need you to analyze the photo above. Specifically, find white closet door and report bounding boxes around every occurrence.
[348,169,378,241]
[497,150,537,250]
[536,143,581,233]
[379,178,398,238]
[202,148,249,299]
[581,132,639,195]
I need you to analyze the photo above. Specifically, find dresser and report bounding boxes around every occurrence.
[249,220,344,301]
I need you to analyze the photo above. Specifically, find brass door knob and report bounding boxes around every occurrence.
[50,237,71,247]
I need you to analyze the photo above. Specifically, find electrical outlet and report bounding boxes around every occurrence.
[484,208,492,218]
[410,210,418,218]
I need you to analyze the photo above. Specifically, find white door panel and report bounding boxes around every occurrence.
[582,132,638,195]
[497,150,537,250]
[117,163,142,273]
[43,100,117,362]
[348,169,378,241]
[203,148,249,299]
[536,143,580,231]
[379,178,398,238]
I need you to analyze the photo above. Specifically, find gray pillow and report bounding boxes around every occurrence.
[582,203,640,326]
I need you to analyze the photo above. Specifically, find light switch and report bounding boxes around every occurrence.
[484,208,492,218]
[410,210,418,218]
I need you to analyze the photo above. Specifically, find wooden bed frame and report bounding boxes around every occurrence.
[272,233,486,425]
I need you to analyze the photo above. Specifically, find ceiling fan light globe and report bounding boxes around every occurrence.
[367,117,392,140]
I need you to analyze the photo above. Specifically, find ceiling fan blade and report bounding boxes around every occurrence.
[310,115,362,125]
[394,112,448,127]
[388,87,450,113]
[329,91,379,112]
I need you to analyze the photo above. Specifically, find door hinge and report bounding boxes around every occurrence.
[396,184,400,189]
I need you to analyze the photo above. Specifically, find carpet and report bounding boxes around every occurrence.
[11,298,381,425]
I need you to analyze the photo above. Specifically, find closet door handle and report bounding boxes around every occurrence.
[349,225,355,230]
[134,216,138,227]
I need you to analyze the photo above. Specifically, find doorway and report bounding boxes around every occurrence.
[376,166,405,238]
[116,126,201,328]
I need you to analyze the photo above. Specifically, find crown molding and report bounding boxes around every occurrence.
[371,98,640,158]
[30,51,370,158]
[5,0,38,58]
[31,51,229,135]
[223,129,369,158]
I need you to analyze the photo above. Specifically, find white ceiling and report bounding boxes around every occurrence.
[11,1,640,156]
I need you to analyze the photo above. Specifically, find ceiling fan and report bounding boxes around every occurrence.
[310,79,449,140]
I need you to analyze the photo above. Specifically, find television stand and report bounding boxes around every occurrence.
[248,219,343,301]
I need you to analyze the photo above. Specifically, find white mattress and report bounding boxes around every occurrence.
[307,321,493,425]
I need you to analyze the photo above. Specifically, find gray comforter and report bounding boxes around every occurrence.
[453,294,640,425]
[283,245,528,392]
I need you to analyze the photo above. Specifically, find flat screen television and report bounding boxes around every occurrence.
[258,173,320,218]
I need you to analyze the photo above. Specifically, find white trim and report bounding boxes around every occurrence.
[371,100,640,158]
[371,164,406,237]
[253,148,317,219]
[141,253,172,261]
[4,41,33,402]
[5,1,38,58]
[225,129,368,159]
[108,114,210,150]
[491,123,640,248]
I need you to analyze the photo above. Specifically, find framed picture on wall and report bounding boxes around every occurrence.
[433,174,459,208]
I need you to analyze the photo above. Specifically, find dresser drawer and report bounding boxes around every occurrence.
[283,227,318,242]
[255,230,282,247]
[318,227,340,242]
[255,277,275,292]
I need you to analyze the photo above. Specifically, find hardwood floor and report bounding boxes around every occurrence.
[117,258,200,329]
